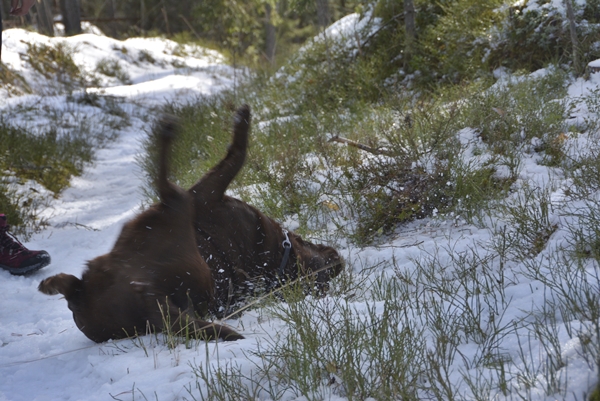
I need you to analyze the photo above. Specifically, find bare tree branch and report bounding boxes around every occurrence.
[328,135,393,156]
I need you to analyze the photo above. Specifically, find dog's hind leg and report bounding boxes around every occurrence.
[188,105,251,204]
[156,299,244,341]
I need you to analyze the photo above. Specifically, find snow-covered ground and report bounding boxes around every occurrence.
[2,18,600,401]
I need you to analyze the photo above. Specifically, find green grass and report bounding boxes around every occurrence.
[5,3,600,397]
[95,58,132,84]
[180,180,600,400]
[0,25,136,236]
[0,63,32,96]
[0,120,93,234]
[138,96,240,202]
[0,125,92,193]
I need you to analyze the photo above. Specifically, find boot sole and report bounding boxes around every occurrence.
[1,255,51,276]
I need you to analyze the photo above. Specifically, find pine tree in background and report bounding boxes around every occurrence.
[60,0,81,36]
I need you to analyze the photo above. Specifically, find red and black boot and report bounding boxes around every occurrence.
[0,214,51,275]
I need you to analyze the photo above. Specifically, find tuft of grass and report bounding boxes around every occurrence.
[565,196,600,263]
[137,49,158,65]
[187,271,428,401]
[23,42,94,90]
[591,384,600,401]
[0,63,32,95]
[138,95,239,202]
[563,99,600,198]
[95,58,132,84]
[0,183,47,238]
[0,92,127,234]
[497,186,558,260]
[454,67,568,159]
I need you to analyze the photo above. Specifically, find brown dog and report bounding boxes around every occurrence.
[38,115,243,343]
[188,105,343,315]
[39,105,343,342]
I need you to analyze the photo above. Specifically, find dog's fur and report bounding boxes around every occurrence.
[39,105,343,342]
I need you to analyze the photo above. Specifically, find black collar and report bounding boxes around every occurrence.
[277,229,292,280]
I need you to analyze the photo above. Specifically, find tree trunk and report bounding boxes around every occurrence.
[404,0,415,69]
[35,0,54,36]
[140,0,146,34]
[105,0,116,37]
[316,0,330,30]
[564,0,581,76]
[264,3,276,64]
[60,0,81,36]
[316,0,332,72]
[160,0,170,36]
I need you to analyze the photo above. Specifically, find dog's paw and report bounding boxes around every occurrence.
[38,273,82,298]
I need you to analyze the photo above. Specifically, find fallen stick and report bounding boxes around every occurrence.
[328,135,393,156]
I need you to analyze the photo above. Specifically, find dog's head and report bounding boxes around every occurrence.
[290,235,344,288]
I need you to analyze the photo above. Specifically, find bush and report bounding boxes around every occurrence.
[23,42,96,91]
[488,0,600,73]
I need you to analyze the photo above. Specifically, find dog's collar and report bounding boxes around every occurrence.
[277,229,292,280]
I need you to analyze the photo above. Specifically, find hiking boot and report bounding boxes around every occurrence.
[0,214,51,275]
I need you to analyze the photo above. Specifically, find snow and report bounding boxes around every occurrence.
[2,23,600,401]
[313,9,380,48]
[274,10,380,86]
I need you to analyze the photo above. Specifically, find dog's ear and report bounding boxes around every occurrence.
[38,273,83,300]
